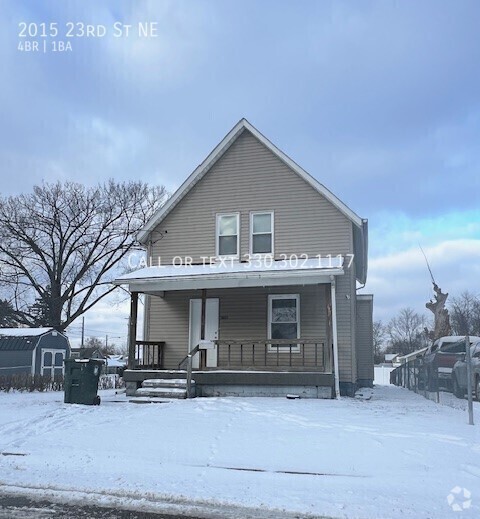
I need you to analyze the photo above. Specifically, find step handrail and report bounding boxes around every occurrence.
[178,345,200,398]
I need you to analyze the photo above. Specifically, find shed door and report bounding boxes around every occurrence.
[189,298,219,368]
[41,349,65,378]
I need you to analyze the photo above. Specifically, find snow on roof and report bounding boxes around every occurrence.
[384,354,398,361]
[397,347,429,362]
[0,327,55,337]
[116,257,343,283]
[436,335,480,344]
[106,357,127,367]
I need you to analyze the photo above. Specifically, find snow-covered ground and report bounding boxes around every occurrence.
[0,386,479,519]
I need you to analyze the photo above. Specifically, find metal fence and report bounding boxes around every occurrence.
[390,357,441,403]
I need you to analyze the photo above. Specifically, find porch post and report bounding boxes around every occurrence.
[325,284,332,367]
[199,288,207,369]
[200,289,207,340]
[330,276,341,399]
[128,292,139,370]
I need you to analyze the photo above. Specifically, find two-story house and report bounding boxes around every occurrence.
[115,119,373,398]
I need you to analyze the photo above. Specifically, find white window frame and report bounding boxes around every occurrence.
[267,294,300,353]
[216,212,240,259]
[41,349,65,377]
[250,211,274,257]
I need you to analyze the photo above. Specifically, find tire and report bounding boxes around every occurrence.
[94,395,101,406]
[475,376,480,402]
[452,375,463,399]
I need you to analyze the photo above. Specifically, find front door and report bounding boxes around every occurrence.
[189,298,219,368]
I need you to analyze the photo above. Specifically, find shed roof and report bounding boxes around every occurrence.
[0,328,67,352]
[115,257,344,292]
[0,327,54,337]
[0,336,39,351]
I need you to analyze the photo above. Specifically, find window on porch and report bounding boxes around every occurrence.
[268,294,300,352]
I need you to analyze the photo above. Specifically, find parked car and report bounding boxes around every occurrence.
[451,341,480,400]
[422,336,480,391]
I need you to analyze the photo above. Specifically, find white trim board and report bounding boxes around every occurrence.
[123,270,343,293]
[137,119,364,243]
[115,258,345,292]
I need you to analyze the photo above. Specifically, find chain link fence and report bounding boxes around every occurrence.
[390,357,441,403]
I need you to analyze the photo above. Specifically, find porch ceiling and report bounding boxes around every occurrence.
[114,258,344,293]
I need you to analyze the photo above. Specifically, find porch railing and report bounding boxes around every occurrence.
[178,344,201,398]
[134,341,165,370]
[215,339,330,371]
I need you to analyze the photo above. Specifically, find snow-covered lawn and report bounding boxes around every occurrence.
[0,386,479,519]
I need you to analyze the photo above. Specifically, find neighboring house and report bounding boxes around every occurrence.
[105,355,127,375]
[115,119,373,398]
[0,327,71,377]
[396,347,429,365]
[384,353,400,366]
[70,346,104,360]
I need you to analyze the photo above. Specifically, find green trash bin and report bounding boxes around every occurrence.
[64,358,104,405]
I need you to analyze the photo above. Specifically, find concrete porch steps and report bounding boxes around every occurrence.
[142,378,193,389]
[132,378,195,400]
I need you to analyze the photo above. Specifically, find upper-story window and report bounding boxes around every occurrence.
[216,213,239,258]
[250,211,274,255]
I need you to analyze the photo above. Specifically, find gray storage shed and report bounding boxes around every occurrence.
[0,327,71,377]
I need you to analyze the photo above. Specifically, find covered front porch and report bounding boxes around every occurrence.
[115,258,344,399]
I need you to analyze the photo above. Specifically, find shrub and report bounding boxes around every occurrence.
[0,373,64,392]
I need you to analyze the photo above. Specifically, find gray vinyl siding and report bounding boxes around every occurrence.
[356,297,374,382]
[150,129,352,264]
[335,266,357,383]
[149,285,329,370]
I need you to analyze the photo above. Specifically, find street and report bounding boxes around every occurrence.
[0,494,205,519]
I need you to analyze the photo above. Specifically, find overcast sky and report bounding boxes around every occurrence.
[2,1,480,347]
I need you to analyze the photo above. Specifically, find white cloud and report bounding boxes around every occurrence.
[363,239,480,322]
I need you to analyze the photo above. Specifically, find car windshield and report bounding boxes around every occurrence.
[441,340,467,353]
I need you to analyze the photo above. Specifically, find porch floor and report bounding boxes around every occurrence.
[124,369,335,399]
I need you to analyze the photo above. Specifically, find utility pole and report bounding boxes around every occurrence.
[81,317,85,347]
[105,334,109,377]
[465,335,474,425]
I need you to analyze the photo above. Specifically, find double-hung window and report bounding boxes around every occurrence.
[250,211,273,255]
[216,213,239,258]
[268,294,300,352]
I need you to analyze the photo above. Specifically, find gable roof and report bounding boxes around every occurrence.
[0,336,39,351]
[0,328,68,351]
[137,118,365,244]
[0,327,55,337]
[71,346,104,359]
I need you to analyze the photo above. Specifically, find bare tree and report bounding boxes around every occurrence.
[450,291,480,336]
[425,282,451,340]
[0,180,166,330]
[372,320,386,363]
[84,337,104,350]
[0,299,19,327]
[386,308,427,356]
